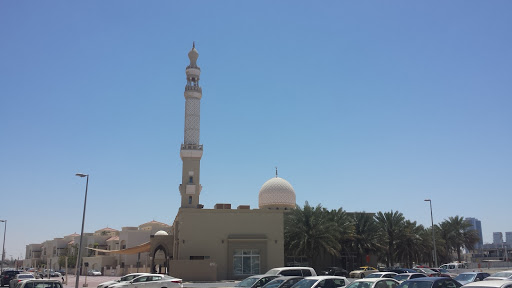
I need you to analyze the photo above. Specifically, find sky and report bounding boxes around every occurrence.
[1,1,511,260]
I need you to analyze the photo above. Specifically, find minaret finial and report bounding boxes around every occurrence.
[193,41,195,49]
[275,167,278,178]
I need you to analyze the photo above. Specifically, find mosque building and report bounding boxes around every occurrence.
[23,44,297,281]
[145,43,296,281]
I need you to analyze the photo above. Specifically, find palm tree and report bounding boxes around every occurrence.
[374,210,405,267]
[396,220,425,268]
[284,202,341,268]
[443,216,480,262]
[350,212,382,266]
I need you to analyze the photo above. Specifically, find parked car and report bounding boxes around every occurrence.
[412,268,440,277]
[262,276,304,288]
[236,275,279,288]
[383,269,418,274]
[429,269,457,278]
[1,270,23,287]
[109,274,182,288]
[266,267,317,277]
[365,272,398,279]
[38,270,61,278]
[56,270,66,276]
[98,273,150,288]
[13,279,63,288]
[345,278,399,288]
[454,272,490,285]
[484,271,512,281]
[9,274,35,288]
[87,270,102,276]
[439,263,467,273]
[349,267,379,279]
[392,273,427,283]
[395,277,462,288]
[463,280,512,288]
[321,268,348,277]
[291,276,350,288]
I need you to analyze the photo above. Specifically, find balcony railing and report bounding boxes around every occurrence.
[181,144,203,150]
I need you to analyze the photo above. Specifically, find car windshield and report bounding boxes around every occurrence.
[365,274,381,278]
[237,277,260,287]
[121,275,141,281]
[394,275,410,281]
[491,272,512,278]
[346,281,373,288]
[291,279,317,288]
[437,269,449,273]
[19,275,34,279]
[396,281,432,288]
[263,279,285,288]
[454,274,475,281]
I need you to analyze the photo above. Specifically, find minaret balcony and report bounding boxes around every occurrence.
[180,144,203,159]
[185,85,202,92]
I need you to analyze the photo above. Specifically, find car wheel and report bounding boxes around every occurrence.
[361,273,365,278]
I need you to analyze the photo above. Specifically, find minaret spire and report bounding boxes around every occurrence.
[275,167,278,178]
[179,44,203,208]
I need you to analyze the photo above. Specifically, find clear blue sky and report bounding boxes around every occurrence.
[1,1,511,260]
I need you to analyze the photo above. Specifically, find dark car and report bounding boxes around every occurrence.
[1,271,23,287]
[236,275,280,288]
[454,272,490,285]
[396,277,462,288]
[383,268,418,274]
[321,268,348,277]
[262,276,304,288]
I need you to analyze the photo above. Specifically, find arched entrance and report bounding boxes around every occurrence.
[152,245,169,274]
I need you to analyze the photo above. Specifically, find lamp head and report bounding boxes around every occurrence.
[76,173,88,178]
[424,199,431,202]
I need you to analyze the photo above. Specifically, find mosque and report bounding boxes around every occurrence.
[23,44,297,281]
[145,44,297,281]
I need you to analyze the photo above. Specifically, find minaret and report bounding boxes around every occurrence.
[179,43,203,208]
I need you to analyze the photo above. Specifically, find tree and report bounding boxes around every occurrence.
[284,202,341,268]
[350,212,382,266]
[442,216,480,262]
[396,220,425,268]
[374,210,405,267]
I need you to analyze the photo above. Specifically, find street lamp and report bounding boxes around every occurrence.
[75,173,89,288]
[424,199,438,267]
[0,220,6,273]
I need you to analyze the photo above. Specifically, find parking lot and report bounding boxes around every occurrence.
[60,275,238,288]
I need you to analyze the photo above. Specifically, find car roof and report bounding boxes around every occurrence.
[352,278,397,283]
[464,280,512,288]
[273,276,304,280]
[404,277,451,282]
[305,276,347,280]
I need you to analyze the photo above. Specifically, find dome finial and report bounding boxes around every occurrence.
[193,41,195,49]
[275,167,278,178]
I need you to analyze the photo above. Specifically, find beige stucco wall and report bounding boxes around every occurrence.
[173,208,284,280]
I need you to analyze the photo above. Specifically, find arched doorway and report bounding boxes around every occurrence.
[152,245,168,274]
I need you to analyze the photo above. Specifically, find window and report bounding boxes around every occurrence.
[233,249,260,275]
[188,196,192,204]
[189,176,193,184]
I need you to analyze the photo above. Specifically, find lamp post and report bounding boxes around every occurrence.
[75,173,89,288]
[0,220,6,273]
[424,199,438,267]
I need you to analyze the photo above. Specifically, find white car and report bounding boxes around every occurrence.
[349,267,379,279]
[109,274,183,288]
[463,280,512,288]
[98,273,150,288]
[88,270,102,276]
[292,276,350,288]
[9,274,35,288]
[364,272,398,279]
[344,278,399,288]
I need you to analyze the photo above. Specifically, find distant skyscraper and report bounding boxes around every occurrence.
[493,232,503,246]
[506,232,512,248]
[466,217,483,249]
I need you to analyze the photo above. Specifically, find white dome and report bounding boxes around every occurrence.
[154,230,168,236]
[258,177,296,209]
